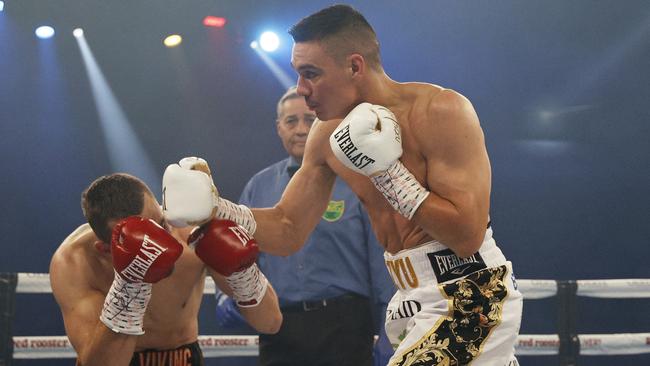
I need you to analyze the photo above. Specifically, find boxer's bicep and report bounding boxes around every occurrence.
[51,249,137,364]
[62,290,105,354]
[51,248,103,354]
[414,90,491,255]
[61,284,140,365]
[252,120,336,256]
[422,91,488,196]
[281,159,336,226]
[253,162,336,256]
[283,117,338,219]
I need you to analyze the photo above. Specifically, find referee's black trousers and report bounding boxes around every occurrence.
[259,294,374,366]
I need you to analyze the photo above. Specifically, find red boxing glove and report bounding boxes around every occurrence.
[111,216,184,283]
[189,219,268,307]
[101,216,183,334]
[188,219,259,276]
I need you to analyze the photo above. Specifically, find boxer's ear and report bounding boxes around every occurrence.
[349,54,365,78]
[94,240,111,254]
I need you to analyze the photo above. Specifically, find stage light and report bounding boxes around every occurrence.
[74,32,161,194]
[0,1,5,12]
[203,16,226,28]
[259,31,279,52]
[73,28,84,38]
[35,26,55,39]
[251,41,294,89]
[164,34,182,48]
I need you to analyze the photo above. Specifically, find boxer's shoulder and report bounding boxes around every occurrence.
[398,82,444,102]
[53,224,94,261]
[309,117,340,138]
[397,85,477,145]
[399,84,469,120]
[304,118,339,163]
[51,224,113,290]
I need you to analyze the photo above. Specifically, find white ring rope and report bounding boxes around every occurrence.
[9,273,650,358]
[16,273,650,299]
[12,333,650,358]
[515,278,650,299]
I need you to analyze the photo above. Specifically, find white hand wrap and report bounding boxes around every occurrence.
[225,264,269,308]
[370,160,430,219]
[100,272,152,335]
[329,103,402,176]
[214,197,257,235]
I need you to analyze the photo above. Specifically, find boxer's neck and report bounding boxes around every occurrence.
[359,72,401,110]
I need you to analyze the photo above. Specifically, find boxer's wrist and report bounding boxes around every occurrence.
[215,197,257,235]
[225,264,268,308]
[100,272,152,335]
[370,160,430,219]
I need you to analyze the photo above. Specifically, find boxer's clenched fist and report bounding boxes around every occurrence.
[329,102,402,176]
[100,216,183,335]
[330,103,429,219]
[162,157,219,228]
[189,219,268,307]
[163,157,258,234]
[188,219,259,276]
[111,216,184,283]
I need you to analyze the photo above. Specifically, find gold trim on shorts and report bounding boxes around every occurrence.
[390,265,510,366]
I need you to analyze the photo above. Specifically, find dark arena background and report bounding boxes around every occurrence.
[1,1,649,365]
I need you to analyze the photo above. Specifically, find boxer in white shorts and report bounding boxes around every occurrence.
[161,5,524,365]
[384,227,522,366]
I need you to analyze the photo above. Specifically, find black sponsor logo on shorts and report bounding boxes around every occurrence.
[427,248,486,283]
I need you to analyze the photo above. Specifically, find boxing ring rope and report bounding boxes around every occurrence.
[6,273,650,361]
[12,333,650,359]
[16,273,650,298]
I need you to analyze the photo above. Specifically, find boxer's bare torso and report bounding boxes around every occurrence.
[256,82,491,256]
[51,223,205,351]
[327,84,441,253]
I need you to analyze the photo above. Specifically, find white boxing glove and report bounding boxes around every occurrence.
[162,157,218,227]
[162,157,258,234]
[329,103,430,219]
[329,103,402,176]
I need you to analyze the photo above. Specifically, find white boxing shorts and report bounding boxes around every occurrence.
[384,227,522,366]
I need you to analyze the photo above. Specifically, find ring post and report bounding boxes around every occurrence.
[557,280,579,365]
[0,273,18,366]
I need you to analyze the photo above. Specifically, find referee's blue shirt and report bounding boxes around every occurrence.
[239,157,395,308]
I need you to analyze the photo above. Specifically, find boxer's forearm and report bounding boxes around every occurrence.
[246,197,330,256]
[250,206,319,256]
[251,165,335,256]
[411,190,487,258]
[239,285,282,334]
[76,324,138,366]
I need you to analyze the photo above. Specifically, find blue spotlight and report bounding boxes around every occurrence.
[259,31,279,52]
[35,26,55,39]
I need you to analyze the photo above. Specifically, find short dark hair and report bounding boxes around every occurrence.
[81,173,150,243]
[289,4,381,70]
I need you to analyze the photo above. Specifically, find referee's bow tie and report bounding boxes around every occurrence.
[287,165,299,178]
